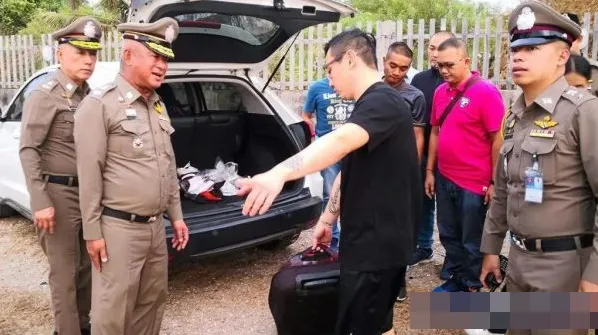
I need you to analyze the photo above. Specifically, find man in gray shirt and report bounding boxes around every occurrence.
[383,42,427,162]
[382,41,427,301]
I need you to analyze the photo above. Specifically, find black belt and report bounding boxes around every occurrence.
[102,207,160,223]
[44,175,78,187]
[510,233,593,252]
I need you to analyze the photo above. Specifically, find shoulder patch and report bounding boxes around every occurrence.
[562,87,596,106]
[90,83,117,99]
[500,109,516,140]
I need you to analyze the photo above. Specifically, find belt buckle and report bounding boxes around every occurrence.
[147,216,157,223]
[513,235,527,250]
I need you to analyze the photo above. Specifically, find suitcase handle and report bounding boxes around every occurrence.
[300,244,337,263]
[303,278,339,289]
[296,269,341,294]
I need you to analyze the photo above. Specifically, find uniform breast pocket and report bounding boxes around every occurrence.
[116,120,151,159]
[158,119,176,157]
[520,137,557,184]
[53,112,75,142]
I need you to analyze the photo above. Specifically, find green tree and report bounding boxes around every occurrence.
[18,4,121,36]
[0,0,39,35]
[0,0,84,35]
[344,0,499,26]
[100,0,128,22]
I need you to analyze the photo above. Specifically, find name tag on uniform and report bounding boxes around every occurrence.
[529,129,555,138]
[125,108,137,120]
[524,167,543,204]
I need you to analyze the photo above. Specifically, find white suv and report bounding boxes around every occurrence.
[0,0,355,260]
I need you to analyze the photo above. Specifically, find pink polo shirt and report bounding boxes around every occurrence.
[430,72,505,195]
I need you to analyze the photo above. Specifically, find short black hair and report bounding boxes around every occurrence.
[433,31,456,39]
[566,54,592,80]
[563,13,581,25]
[437,37,468,56]
[324,28,378,69]
[387,42,413,59]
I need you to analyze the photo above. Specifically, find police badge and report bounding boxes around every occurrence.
[165,25,175,44]
[517,7,536,30]
[133,137,143,149]
[83,21,97,39]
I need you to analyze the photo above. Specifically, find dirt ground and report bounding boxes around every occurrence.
[0,215,506,335]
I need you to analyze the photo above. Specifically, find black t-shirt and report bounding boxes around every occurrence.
[410,68,444,157]
[339,82,422,271]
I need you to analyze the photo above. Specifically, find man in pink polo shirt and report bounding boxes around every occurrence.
[424,38,504,292]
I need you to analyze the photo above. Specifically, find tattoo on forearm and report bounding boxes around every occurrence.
[328,186,341,215]
[282,154,304,172]
[320,220,333,227]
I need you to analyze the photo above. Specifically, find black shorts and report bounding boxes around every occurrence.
[335,266,407,335]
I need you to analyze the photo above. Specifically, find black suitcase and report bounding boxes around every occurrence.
[268,244,340,335]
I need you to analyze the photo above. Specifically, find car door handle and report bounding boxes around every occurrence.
[13,131,20,139]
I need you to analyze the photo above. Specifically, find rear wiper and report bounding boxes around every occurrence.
[261,32,300,93]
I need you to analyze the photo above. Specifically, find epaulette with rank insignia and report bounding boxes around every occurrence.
[39,79,59,92]
[562,87,596,106]
[89,83,117,99]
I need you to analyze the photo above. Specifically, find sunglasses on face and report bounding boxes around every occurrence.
[436,58,465,70]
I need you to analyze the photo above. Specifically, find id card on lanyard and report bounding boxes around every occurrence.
[524,153,543,204]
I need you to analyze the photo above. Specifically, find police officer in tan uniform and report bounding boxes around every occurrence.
[480,2,598,334]
[19,17,102,335]
[73,17,189,335]
[561,12,598,96]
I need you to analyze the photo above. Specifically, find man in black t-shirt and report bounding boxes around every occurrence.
[382,41,427,303]
[236,29,421,335]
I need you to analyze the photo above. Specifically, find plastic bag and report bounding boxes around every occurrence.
[213,157,241,196]
[178,158,242,197]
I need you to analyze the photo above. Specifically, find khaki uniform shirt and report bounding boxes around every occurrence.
[481,76,598,283]
[74,75,183,240]
[19,69,89,212]
[586,57,598,97]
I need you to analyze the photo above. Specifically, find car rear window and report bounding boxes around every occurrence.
[173,13,279,46]
[201,82,245,112]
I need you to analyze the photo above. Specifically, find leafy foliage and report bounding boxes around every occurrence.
[1,0,125,36]
[18,4,121,36]
[540,0,598,14]
[0,0,35,35]
[343,0,499,27]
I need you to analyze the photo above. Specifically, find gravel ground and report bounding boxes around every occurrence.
[0,215,510,335]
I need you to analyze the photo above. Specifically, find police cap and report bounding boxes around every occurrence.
[117,17,179,60]
[508,1,582,48]
[51,16,103,51]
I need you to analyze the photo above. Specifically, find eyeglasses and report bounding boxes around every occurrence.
[436,58,465,70]
[324,51,347,73]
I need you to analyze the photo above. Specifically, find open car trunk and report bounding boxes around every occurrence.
[157,79,302,215]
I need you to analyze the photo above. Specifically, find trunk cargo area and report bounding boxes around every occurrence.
[169,111,300,213]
